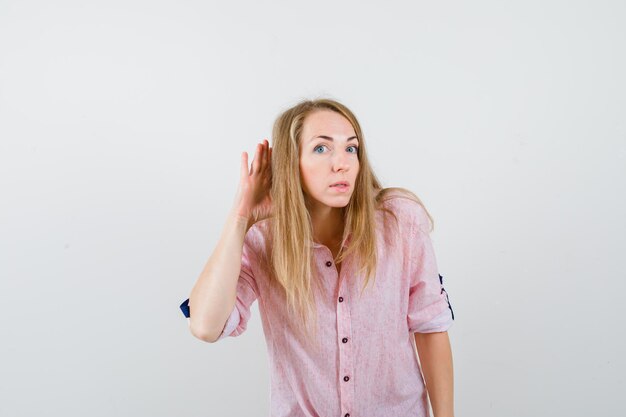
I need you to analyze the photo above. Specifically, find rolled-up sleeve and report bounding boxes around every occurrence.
[406,203,455,334]
[179,232,260,341]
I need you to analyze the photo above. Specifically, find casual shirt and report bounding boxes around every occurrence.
[180,196,455,417]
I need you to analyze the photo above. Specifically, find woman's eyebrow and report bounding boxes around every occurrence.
[311,135,358,142]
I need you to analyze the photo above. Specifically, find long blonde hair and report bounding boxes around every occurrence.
[261,97,434,346]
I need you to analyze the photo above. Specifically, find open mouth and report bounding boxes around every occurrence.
[330,183,350,192]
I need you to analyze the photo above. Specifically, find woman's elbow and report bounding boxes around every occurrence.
[189,321,220,343]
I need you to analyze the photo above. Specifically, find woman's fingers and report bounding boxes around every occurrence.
[245,140,270,179]
[256,140,269,173]
[265,140,270,166]
[259,140,267,171]
[252,143,261,174]
[261,140,266,167]
[241,151,249,178]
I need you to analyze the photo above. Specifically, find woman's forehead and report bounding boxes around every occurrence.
[302,110,356,140]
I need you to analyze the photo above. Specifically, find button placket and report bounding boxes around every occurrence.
[325,245,353,417]
[336,271,354,417]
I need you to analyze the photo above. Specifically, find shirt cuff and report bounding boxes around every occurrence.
[412,305,454,333]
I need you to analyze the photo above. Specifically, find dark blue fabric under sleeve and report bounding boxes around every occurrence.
[180,298,190,318]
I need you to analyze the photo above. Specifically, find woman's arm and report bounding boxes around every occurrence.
[414,331,454,417]
[188,212,252,343]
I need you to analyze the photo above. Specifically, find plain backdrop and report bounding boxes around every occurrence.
[1,1,625,416]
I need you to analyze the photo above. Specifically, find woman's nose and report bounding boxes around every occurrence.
[332,152,350,171]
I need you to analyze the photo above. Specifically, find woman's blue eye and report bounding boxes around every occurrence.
[314,145,359,154]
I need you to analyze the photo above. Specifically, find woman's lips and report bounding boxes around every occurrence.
[330,184,350,192]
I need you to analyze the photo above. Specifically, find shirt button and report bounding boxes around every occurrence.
[325,261,332,267]
[338,296,344,302]
[343,376,350,382]
[342,337,348,343]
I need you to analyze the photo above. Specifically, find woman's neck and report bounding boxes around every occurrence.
[309,206,345,246]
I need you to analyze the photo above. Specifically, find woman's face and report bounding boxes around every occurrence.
[299,109,360,210]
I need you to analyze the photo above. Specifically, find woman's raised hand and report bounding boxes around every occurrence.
[232,139,274,227]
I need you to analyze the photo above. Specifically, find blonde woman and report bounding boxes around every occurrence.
[180,98,456,417]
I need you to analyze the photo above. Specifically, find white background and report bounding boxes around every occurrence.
[1,1,625,416]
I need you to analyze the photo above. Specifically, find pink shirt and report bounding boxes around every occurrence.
[180,196,455,417]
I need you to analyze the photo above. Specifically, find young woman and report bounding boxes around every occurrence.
[180,98,456,417]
